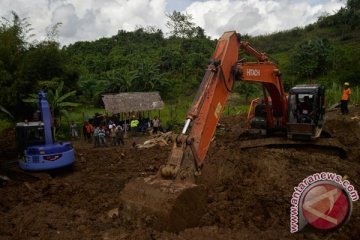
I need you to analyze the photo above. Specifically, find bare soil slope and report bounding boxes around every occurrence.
[0,107,359,240]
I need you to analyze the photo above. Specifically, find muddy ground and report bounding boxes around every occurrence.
[0,107,359,239]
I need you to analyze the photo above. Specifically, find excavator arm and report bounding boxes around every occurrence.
[239,40,268,62]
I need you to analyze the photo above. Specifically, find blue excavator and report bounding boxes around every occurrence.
[15,91,75,171]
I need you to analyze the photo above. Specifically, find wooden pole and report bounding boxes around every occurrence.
[124,114,127,138]
[82,112,85,143]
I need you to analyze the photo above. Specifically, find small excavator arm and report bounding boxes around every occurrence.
[239,41,268,62]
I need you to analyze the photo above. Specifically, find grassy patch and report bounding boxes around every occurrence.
[66,106,106,125]
[326,83,360,106]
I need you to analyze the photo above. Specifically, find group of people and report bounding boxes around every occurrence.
[93,123,124,147]
[81,121,124,148]
[70,115,162,148]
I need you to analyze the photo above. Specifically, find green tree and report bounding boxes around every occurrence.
[133,61,159,90]
[20,42,63,81]
[78,74,99,99]
[290,38,332,81]
[347,0,360,10]
[0,12,78,117]
[0,12,34,116]
[120,70,137,92]
[23,82,79,135]
[166,11,199,38]
[104,69,137,93]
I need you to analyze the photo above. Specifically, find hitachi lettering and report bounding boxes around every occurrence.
[246,69,260,76]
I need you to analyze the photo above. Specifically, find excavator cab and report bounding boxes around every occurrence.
[287,84,325,139]
[15,121,45,158]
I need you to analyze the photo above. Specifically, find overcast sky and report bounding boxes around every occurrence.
[1,0,345,46]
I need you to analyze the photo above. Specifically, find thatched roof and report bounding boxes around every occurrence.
[102,92,165,113]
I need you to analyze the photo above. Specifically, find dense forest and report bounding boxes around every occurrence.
[1,0,360,121]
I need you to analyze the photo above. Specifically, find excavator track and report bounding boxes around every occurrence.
[1,159,51,182]
[238,137,347,158]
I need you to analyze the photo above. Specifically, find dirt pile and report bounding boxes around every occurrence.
[0,107,360,239]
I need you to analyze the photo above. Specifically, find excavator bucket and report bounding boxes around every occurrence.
[119,176,207,232]
[119,143,207,232]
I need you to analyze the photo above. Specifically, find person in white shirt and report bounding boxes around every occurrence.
[152,116,160,134]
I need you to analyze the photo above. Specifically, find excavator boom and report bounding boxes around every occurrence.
[185,31,239,166]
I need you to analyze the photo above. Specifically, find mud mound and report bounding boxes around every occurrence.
[1,107,360,239]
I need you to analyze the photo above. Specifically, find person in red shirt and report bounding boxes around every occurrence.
[341,82,351,115]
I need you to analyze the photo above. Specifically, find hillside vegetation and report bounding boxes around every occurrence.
[251,0,360,90]
[1,0,360,124]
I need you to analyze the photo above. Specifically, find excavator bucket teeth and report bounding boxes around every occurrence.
[119,176,207,232]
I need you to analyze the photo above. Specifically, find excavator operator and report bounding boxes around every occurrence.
[298,96,314,123]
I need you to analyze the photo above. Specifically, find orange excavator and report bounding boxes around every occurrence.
[119,31,326,232]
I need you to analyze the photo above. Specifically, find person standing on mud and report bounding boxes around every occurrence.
[84,121,94,143]
[70,121,78,139]
[99,125,107,146]
[152,116,160,134]
[110,124,117,146]
[116,125,125,145]
[130,116,139,135]
[341,82,351,115]
[93,126,100,147]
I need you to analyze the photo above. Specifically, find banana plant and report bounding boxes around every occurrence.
[23,81,79,138]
